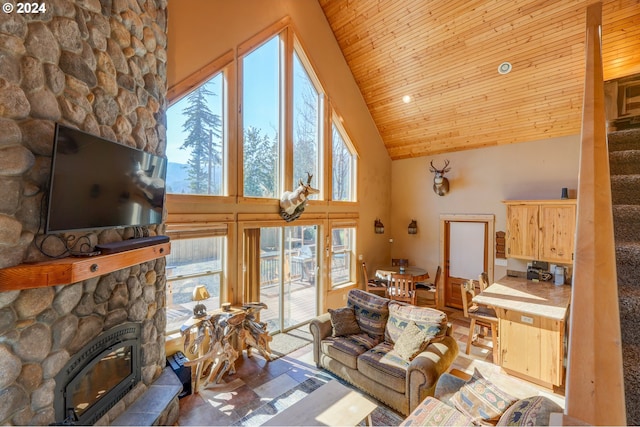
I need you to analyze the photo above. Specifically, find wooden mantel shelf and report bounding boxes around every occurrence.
[0,242,171,291]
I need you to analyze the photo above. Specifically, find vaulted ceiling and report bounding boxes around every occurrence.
[318,0,640,159]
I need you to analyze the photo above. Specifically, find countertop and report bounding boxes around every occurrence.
[473,276,571,320]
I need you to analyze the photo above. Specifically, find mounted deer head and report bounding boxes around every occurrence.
[279,172,319,221]
[429,160,451,196]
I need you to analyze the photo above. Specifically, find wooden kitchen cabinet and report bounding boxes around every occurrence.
[474,277,571,389]
[504,200,576,264]
[499,308,566,388]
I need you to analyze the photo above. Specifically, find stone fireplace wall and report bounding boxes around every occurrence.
[0,0,169,424]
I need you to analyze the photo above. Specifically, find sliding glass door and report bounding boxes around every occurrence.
[259,225,318,333]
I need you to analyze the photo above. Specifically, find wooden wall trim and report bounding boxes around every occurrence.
[167,50,234,104]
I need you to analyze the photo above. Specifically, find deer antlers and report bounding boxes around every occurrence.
[429,160,451,196]
[299,172,313,186]
[429,160,451,174]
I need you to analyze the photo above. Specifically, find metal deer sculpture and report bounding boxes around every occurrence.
[279,172,319,222]
[429,160,451,196]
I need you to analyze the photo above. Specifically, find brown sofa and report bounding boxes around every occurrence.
[309,289,459,415]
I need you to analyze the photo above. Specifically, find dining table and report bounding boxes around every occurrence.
[375,266,429,282]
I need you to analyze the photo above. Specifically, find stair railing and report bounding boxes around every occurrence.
[563,2,626,425]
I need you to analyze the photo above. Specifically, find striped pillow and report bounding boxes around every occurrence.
[450,368,518,425]
[385,301,448,344]
[347,289,390,341]
[400,397,473,426]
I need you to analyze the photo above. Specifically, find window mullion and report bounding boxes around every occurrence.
[283,28,294,191]
[322,95,331,200]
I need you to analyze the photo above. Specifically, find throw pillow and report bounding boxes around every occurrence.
[393,320,430,361]
[450,368,518,425]
[385,301,447,344]
[496,396,563,426]
[328,307,362,337]
[347,289,389,341]
[400,397,474,426]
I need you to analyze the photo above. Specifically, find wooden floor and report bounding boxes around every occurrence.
[177,304,565,425]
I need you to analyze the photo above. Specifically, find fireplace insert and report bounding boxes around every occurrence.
[54,323,141,425]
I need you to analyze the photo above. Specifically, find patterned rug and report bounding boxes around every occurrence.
[233,373,404,426]
[269,325,313,359]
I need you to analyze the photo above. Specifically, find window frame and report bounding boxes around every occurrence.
[328,219,358,290]
[164,221,229,334]
[165,50,235,204]
[329,109,359,203]
[166,21,359,209]
[164,17,362,317]
[292,38,326,201]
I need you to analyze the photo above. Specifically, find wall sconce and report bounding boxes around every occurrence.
[192,284,210,318]
[374,218,385,234]
[408,220,418,234]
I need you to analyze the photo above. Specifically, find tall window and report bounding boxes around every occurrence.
[166,73,225,195]
[332,118,356,202]
[239,28,359,204]
[330,225,355,288]
[165,235,225,333]
[242,36,280,198]
[293,51,321,197]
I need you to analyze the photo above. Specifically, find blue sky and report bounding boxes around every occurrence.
[166,37,280,165]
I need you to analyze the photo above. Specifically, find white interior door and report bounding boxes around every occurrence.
[449,222,486,280]
[441,217,493,309]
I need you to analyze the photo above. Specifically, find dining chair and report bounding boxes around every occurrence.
[460,276,499,364]
[362,262,386,296]
[476,271,493,337]
[391,258,409,267]
[479,271,490,291]
[387,273,417,305]
[416,265,440,307]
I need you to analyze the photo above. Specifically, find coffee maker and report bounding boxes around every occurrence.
[527,260,552,281]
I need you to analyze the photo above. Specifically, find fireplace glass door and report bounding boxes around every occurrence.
[54,323,141,426]
[68,345,133,419]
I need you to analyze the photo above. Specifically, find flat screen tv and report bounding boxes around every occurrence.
[45,124,167,234]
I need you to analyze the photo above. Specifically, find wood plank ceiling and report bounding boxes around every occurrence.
[318,0,640,159]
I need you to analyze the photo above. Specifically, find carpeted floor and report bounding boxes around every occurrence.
[609,127,640,424]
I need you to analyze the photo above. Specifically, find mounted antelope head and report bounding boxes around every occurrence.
[429,160,451,196]
[279,172,319,221]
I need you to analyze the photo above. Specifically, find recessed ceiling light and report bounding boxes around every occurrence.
[402,95,412,103]
[498,62,512,74]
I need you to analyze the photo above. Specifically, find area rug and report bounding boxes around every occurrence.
[232,373,404,426]
[269,326,313,359]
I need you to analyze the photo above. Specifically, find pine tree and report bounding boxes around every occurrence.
[293,81,318,188]
[243,126,278,197]
[293,59,319,192]
[181,82,222,194]
[332,126,352,201]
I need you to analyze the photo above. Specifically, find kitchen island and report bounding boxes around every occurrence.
[473,276,571,388]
